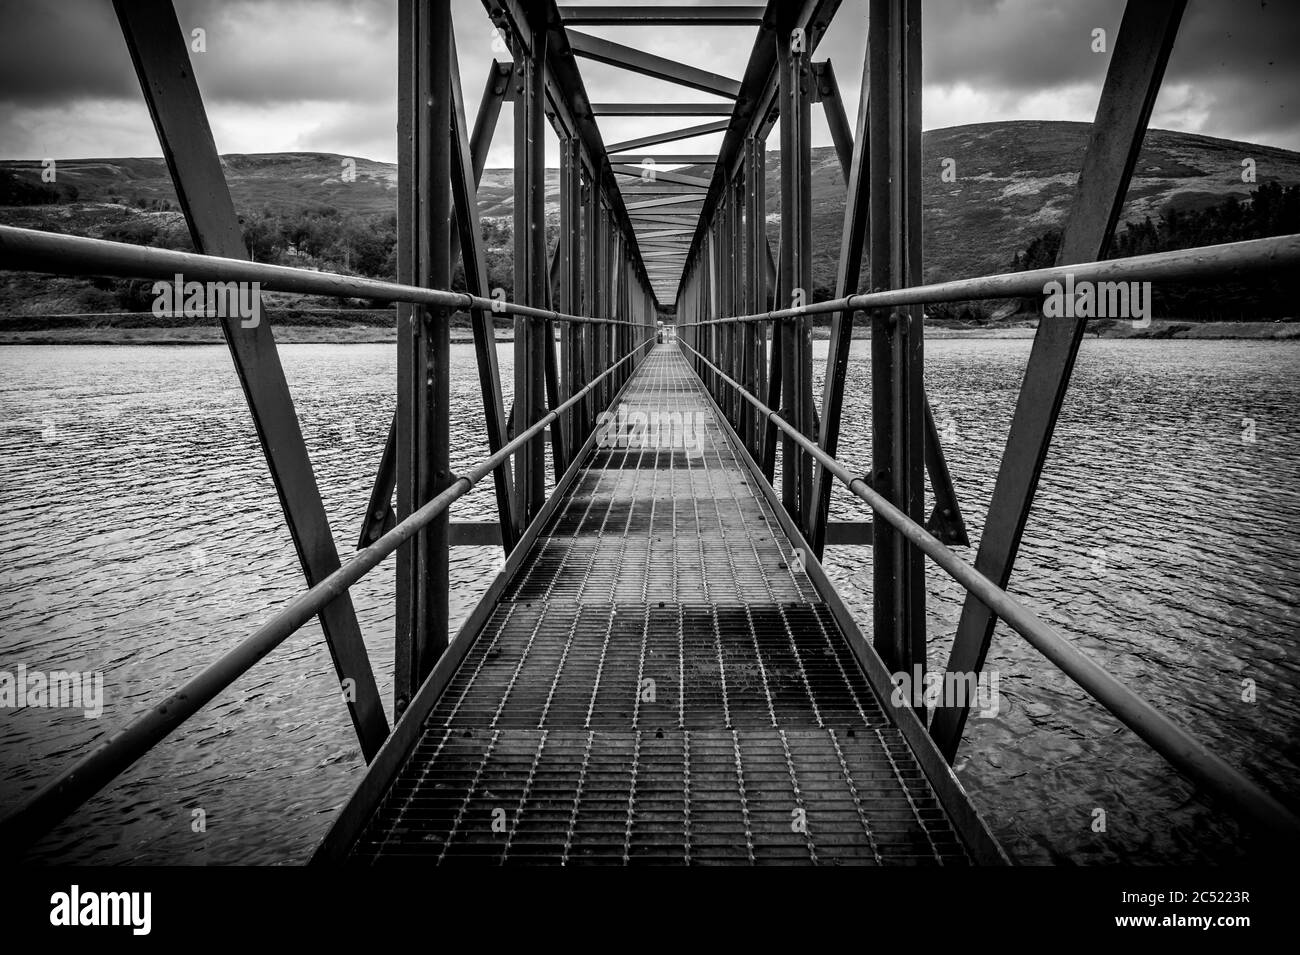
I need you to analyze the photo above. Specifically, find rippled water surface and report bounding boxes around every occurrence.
[1,340,1297,864]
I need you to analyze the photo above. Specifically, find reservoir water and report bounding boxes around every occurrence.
[1,338,1296,864]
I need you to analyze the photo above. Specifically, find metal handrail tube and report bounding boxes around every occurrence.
[0,225,638,328]
[677,337,1300,841]
[0,333,655,855]
[672,233,1300,328]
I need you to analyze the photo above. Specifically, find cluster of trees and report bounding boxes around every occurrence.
[240,206,398,278]
[4,173,572,310]
[0,170,78,205]
[1011,182,1300,319]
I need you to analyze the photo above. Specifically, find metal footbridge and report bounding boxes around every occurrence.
[324,346,1000,863]
[1,0,1298,864]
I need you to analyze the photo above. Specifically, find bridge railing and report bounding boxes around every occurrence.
[0,225,656,853]
[672,231,1300,843]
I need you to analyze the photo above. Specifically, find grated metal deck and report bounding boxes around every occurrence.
[347,346,978,864]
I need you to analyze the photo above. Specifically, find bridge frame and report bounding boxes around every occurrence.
[1,0,1298,860]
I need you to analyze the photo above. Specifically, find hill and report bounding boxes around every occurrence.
[2,120,1298,314]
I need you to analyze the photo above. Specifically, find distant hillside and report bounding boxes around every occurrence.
[3,120,1298,309]
[737,121,1300,292]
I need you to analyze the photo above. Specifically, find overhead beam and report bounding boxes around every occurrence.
[680,0,842,268]
[606,119,730,154]
[607,155,718,165]
[487,0,659,305]
[611,164,712,188]
[592,102,734,115]
[628,215,702,226]
[568,30,742,99]
[559,5,764,25]
[625,194,707,210]
[620,183,711,196]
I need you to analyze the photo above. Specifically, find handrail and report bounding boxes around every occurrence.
[0,332,655,856]
[0,225,638,328]
[671,233,1300,328]
[677,336,1300,842]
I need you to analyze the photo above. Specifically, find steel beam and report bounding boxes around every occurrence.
[776,10,816,535]
[612,165,713,188]
[743,136,766,458]
[811,60,854,170]
[450,37,516,553]
[606,120,730,154]
[568,30,741,99]
[358,56,513,552]
[488,1,658,307]
[592,102,734,116]
[113,0,390,757]
[809,45,870,557]
[560,134,583,461]
[807,52,968,553]
[513,9,549,524]
[867,0,926,677]
[394,0,453,713]
[625,194,707,211]
[582,175,600,429]
[929,0,1186,759]
[608,154,718,165]
[620,183,711,196]
[680,0,842,261]
[559,5,764,25]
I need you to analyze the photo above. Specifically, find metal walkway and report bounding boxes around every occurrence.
[332,347,998,864]
[4,0,1299,866]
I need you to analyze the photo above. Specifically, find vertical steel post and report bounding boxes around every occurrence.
[395,0,452,714]
[744,136,767,460]
[582,171,598,435]
[810,34,872,557]
[513,14,548,525]
[868,0,926,678]
[717,196,731,422]
[776,15,815,532]
[358,56,514,553]
[560,136,583,459]
[449,38,516,554]
[730,174,745,431]
[809,54,968,554]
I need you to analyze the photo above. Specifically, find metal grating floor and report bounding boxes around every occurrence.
[349,346,974,865]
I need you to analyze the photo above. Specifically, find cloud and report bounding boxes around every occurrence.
[0,0,1296,163]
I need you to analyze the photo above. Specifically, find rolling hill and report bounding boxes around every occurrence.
[2,120,1298,311]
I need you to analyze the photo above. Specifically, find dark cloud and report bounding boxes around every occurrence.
[0,0,136,104]
[0,0,1296,161]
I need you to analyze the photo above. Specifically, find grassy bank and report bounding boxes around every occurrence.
[818,318,1300,341]
[0,308,514,345]
[2,314,1296,345]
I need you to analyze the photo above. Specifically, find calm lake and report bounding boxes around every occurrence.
[1,339,1297,864]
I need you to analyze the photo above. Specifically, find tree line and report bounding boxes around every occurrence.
[1011,182,1299,319]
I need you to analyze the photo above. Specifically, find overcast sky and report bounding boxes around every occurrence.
[1,0,1296,165]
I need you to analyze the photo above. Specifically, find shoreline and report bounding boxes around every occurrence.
[2,319,1296,345]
